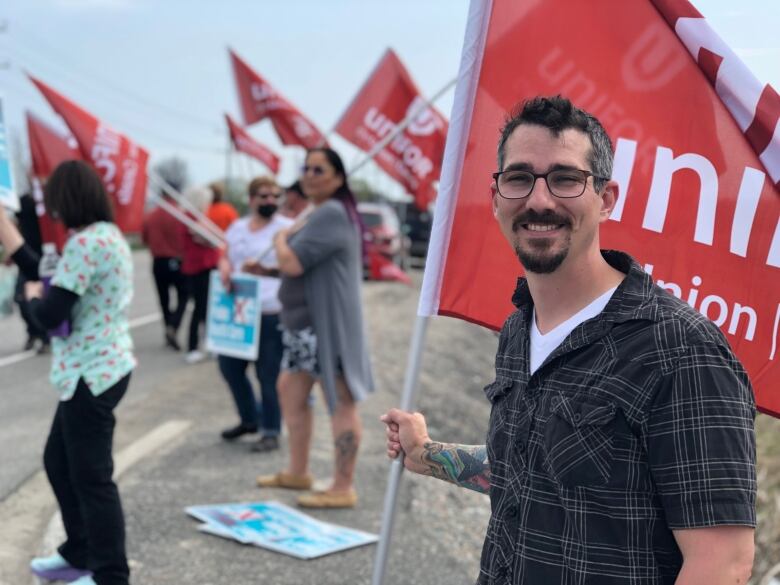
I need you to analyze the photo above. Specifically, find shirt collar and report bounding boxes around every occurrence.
[511,250,658,325]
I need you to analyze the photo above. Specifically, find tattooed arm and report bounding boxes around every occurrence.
[380,409,491,495]
[419,441,490,494]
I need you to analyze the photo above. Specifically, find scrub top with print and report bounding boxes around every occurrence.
[50,221,136,400]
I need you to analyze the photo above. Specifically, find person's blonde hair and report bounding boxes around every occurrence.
[248,176,278,196]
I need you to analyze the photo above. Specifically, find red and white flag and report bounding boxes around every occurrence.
[229,49,327,149]
[420,0,779,414]
[26,112,76,250]
[29,75,149,234]
[334,49,448,210]
[225,113,280,174]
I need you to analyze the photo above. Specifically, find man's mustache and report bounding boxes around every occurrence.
[512,210,571,231]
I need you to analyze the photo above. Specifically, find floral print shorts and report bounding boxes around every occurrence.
[281,326,320,377]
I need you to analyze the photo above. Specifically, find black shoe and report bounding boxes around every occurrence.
[165,327,181,351]
[220,423,258,441]
[37,341,51,355]
[250,435,280,453]
[23,336,36,351]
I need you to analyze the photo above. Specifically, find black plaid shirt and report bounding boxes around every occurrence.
[478,251,756,585]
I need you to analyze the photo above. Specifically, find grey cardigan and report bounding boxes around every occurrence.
[287,199,375,411]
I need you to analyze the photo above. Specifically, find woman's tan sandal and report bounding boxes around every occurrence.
[297,489,358,509]
[256,472,314,490]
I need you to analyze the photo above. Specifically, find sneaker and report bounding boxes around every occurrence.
[184,350,206,364]
[30,552,91,582]
[23,336,36,351]
[250,435,280,453]
[220,423,258,441]
[37,341,51,355]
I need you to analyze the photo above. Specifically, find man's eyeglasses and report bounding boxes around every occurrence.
[301,165,326,176]
[492,168,609,199]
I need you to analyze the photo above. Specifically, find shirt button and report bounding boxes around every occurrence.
[551,396,560,407]
[517,441,525,453]
[573,413,582,423]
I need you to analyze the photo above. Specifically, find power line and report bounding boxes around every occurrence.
[11,20,225,135]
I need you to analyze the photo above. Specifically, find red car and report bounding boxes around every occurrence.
[357,202,407,269]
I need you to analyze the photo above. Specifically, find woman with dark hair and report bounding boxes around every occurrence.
[256,148,374,509]
[0,160,134,585]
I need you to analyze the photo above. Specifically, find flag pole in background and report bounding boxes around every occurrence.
[147,190,224,249]
[146,170,225,243]
[370,1,493,583]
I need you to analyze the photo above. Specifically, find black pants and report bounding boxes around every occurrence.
[186,269,211,352]
[45,375,130,585]
[152,257,187,332]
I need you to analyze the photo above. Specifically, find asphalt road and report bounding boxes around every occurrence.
[0,250,498,585]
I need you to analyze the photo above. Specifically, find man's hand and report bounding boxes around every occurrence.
[24,280,44,301]
[380,409,432,475]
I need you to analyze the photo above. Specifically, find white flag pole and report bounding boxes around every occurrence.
[147,190,224,249]
[371,1,493,583]
[146,170,225,242]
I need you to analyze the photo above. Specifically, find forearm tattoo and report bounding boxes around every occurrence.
[421,442,490,494]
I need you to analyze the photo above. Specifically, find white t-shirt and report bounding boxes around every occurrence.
[529,286,618,375]
[225,214,294,314]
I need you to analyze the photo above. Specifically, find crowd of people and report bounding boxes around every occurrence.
[0,96,760,585]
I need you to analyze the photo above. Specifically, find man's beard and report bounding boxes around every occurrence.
[515,240,568,274]
[512,209,571,274]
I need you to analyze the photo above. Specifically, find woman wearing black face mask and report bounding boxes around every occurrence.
[215,176,294,452]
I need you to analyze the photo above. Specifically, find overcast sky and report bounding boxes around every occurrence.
[1,0,777,196]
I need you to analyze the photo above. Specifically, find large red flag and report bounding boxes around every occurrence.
[26,112,75,250]
[229,49,327,149]
[225,113,280,174]
[334,49,448,210]
[420,0,779,414]
[28,75,149,233]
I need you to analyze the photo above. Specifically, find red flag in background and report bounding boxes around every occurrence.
[26,112,76,250]
[334,49,449,210]
[420,0,779,413]
[28,75,149,233]
[229,49,328,149]
[225,114,280,174]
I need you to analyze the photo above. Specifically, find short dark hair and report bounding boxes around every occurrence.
[286,180,306,199]
[209,182,224,203]
[497,95,613,192]
[44,160,114,229]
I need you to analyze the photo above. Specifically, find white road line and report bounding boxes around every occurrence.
[0,419,191,584]
[0,312,160,370]
[0,349,37,369]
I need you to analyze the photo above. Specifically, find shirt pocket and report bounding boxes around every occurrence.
[543,396,617,488]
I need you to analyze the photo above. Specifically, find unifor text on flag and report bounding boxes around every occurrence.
[334,48,448,210]
[421,0,779,415]
[28,75,149,234]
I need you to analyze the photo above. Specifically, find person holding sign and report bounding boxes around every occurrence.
[382,97,756,584]
[217,176,292,452]
[0,160,135,585]
[256,148,374,509]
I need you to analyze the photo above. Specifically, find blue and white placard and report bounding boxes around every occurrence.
[205,271,262,360]
[0,96,18,211]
